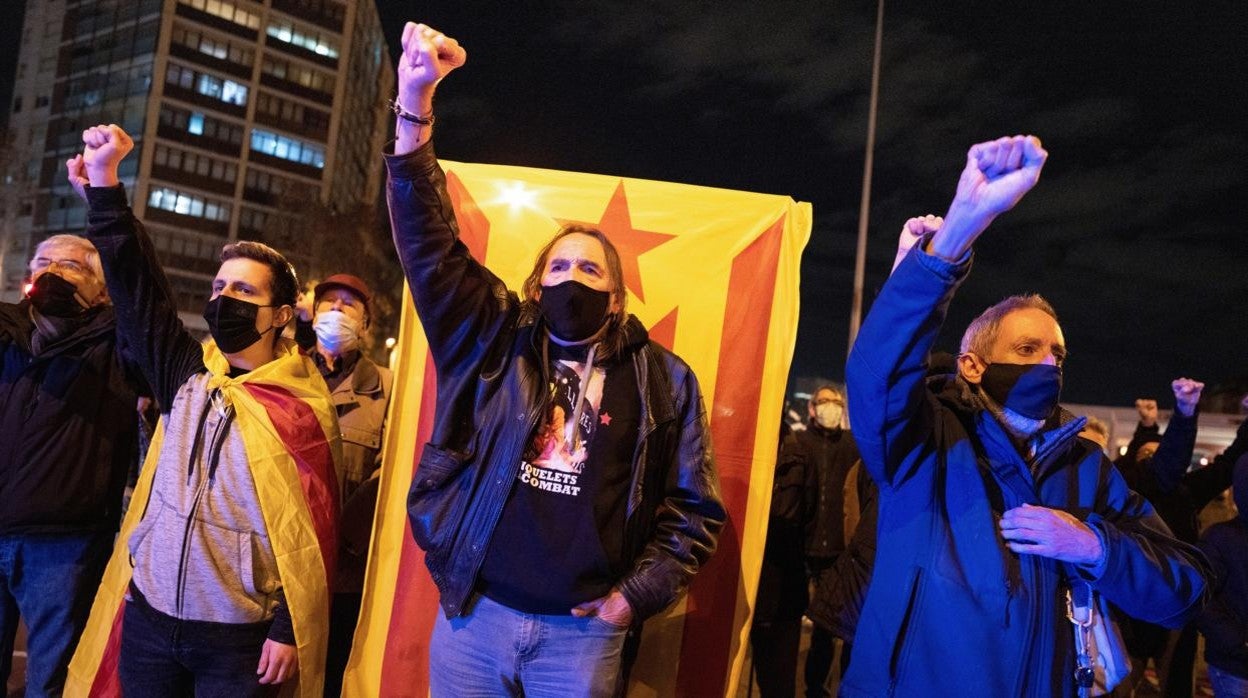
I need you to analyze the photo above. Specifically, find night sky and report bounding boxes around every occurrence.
[371,1,1247,407]
[5,2,1245,406]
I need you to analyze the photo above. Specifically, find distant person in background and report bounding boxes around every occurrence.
[1196,455,1248,697]
[792,386,861,698]
[1079,416,1110,453]
[804,460,875,696]
[751,415,808,697]
[295,273,394,697]
[1113,380,1248,697]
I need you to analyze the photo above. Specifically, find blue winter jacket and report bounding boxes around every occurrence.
[842,246,1208,697]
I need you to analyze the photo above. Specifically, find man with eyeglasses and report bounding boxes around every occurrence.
[0,234,145,696]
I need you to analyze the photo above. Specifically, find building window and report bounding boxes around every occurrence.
[153,144,238,184]
[250,129,325,169]
[160,106,245,146]
[171,23,256,67]
[266,20,339,59]
[178,0,261,30]
[148,185,232,222]
[260,55,335,94]
[166,62,249,107]
[254,91,331,135]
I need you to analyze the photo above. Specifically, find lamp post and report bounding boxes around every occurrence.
[847,0,885,357]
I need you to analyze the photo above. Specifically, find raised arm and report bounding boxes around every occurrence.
[1149,378,1202,492]
[393,22,465,157]
[847,136,1047,489]
[1185,414,1248,509]
[70,125,205,407]
[383,24,523,378]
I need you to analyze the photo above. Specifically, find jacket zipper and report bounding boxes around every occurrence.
[174,390,230,617]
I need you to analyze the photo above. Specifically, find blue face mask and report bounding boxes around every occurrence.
[980,362,1063,421]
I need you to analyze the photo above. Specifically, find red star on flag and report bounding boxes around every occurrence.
[557,181,675,303]
[599,412,613,426]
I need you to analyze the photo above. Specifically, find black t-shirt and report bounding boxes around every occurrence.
[478,342,639,614]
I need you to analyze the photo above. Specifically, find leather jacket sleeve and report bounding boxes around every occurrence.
[616,357,725,621]
[382,141,520,391]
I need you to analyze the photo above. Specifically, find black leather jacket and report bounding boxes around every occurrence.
[384,141,725,621]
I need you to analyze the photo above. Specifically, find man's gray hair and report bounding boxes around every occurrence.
[959,294,1058,357]
[31,234,104,279]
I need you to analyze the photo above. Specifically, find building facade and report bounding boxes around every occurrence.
[1,0,393,331]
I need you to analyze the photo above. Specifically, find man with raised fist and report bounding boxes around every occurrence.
[384,22,724,697]
[843,136,1208,696]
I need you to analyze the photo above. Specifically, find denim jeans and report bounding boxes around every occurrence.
[118,586,278,698]
[430,594,629,698]
[1208,664,1248,698]
[0,530,112,697]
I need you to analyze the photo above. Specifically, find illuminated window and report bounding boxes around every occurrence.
[250,129,324,169]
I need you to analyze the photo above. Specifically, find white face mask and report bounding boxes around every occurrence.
[814,402,843,430]
[313,311,361,353]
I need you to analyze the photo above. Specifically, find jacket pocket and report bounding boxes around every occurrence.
[889,566,926,682]
[407,443,472,563]
[341,423,382,451]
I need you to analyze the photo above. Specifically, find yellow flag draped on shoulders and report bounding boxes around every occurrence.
[348,160,810,697]
[67,338,342,698]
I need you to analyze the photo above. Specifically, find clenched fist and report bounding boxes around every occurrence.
[66,124,134,201]
[1171,377,1204,417]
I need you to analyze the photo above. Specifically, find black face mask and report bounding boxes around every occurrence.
[979,362,1063,421]
[202,295,275,353]
[538,280,611,343]
[28,272,88,317]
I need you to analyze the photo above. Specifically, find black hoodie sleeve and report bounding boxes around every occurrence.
[85,185,205,407]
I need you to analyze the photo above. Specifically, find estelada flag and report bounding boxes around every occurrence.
[347,161,810,696]
[66,339,342,698]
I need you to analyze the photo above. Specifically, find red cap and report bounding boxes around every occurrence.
[314,273,372,312]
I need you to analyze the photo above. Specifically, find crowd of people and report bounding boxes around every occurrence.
[0,19,1245,698]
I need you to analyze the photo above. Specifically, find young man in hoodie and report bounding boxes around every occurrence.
[63,125,340,698]
[843,135,1208,696]
[0,234,143,696]
[386,22,725,697]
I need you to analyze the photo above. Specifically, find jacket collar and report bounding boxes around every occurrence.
[346,354,384,396]
[6,300,118,359]
[934,373,1088,487]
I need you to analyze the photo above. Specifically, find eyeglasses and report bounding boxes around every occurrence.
[813,397,844,407]
[31,257,91,276]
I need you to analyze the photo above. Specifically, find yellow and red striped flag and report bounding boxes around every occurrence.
[347,161,810,696]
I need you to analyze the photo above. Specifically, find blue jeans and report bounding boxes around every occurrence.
[430,594,629,698]
[0,530,112,697]
[1208,664,1248,698]
[118,585,278,698]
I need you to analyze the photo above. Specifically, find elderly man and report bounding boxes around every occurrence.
[0,234,142,696]
[295,273,392,697]
[385,22,725,696]
[843,135,1207,696]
